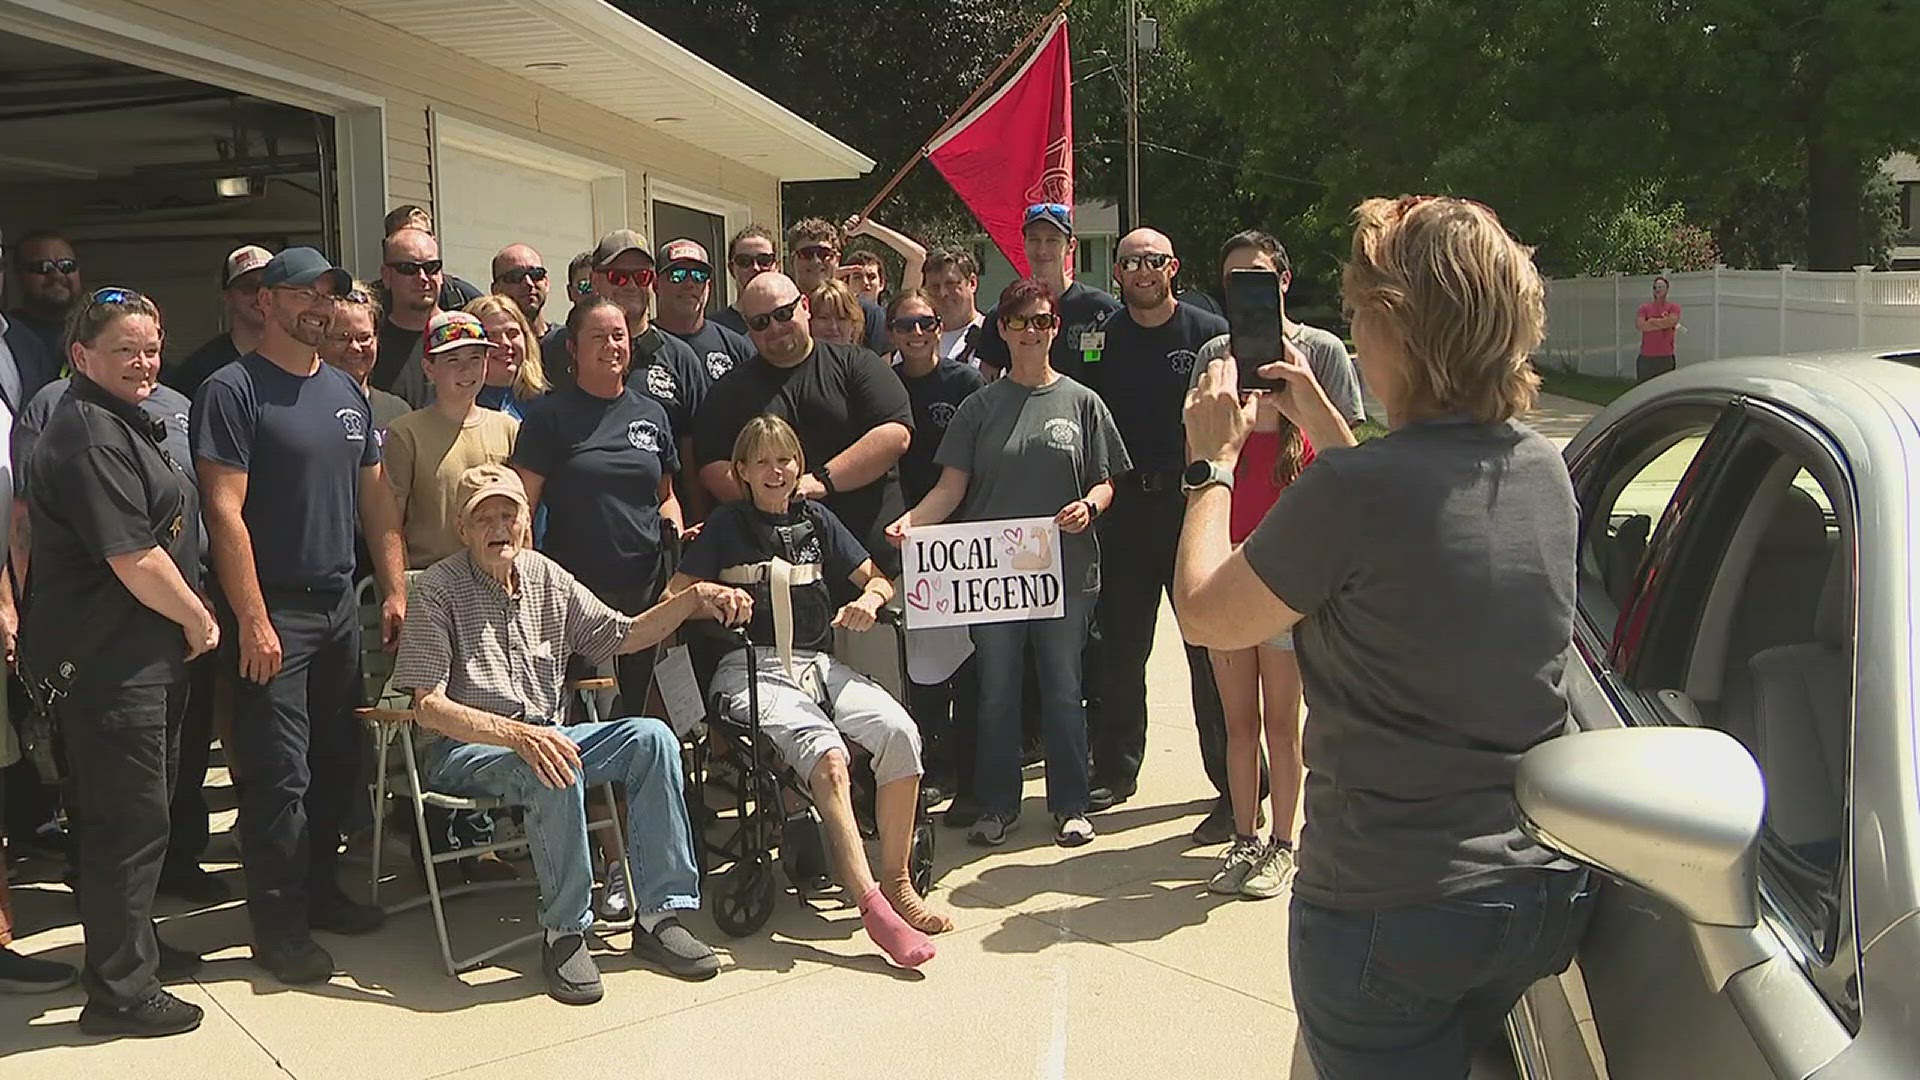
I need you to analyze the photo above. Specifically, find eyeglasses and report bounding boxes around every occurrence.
[602,267,656,289]
[1116,253,1174,272]
[1001,312,1058,331]
[25,258,79,275]
[664,266,712,285]
[889,314,941,333]
[386,259,443,277]
[731,252,778,271]
[796,245,837,262]
[271,285,323,305]
[325,331,376,348]
[498,266,547,284]
[745,296,803,332]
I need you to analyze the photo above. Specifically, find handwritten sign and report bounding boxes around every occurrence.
[902,516,1064,629]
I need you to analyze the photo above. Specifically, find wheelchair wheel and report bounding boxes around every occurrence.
[713,852,778,937]
[910,818,937,897]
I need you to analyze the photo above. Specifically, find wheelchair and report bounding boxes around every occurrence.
[687,609,937,938]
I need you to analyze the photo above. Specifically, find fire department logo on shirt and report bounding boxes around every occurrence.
[927,402,957,429]
[705,351,734,380]
[1168,349,1199,374]
[1043,417,1081,449]
[336,407,367,442]
[627,419,663,453]
[172,411,190,432]
[644,363,678,404]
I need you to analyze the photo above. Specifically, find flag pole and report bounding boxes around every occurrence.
[849,0,1073,229]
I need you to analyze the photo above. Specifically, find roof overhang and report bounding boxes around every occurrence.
[337,0,874,182]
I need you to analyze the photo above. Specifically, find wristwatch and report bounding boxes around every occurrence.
[1180,459,1235,495]
[815,462,838,496]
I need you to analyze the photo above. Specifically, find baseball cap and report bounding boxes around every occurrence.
[591,228,653,269]
[224,244,273,286]
[1022,202,1073,236]
[425,310,496,356]
[659,238,711,269]
[455,463,529,521]
[260,247,351,293]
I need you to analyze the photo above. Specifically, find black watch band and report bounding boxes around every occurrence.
[816,463,838,496]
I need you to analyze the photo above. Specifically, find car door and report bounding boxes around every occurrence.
[1564,397,1861,1078]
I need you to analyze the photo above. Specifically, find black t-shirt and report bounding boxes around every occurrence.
[895,357,986,503]
[538,324,570,388]
[441,275,483,311]
[712,305,748,335]
[625,325,710,454]
[677,498,868,652]
[164,332,241,399]
[1084,302,1230,475]
[973,280,1121,383]
[374,319,421,393]
[665,319,755,384]
[693,339,914,573]
[24,376,200,688]
[192,354,380,592]
[511,384,679,601]
[859,296,891,355]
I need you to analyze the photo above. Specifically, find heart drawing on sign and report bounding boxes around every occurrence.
[936,598,952,613]
[905,579,934,610]
[1001,527,1023,556]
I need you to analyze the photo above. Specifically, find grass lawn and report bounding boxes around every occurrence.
[1354,418,1390,443]
[1537,366,1635,406]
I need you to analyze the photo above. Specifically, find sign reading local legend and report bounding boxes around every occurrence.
[902,517,1065,629]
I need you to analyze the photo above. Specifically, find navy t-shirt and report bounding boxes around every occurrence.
[626,325,710,455]
[511,384,679,601]
[665,319,754,384]
[973,280,1121,382]
[1083,302,1230,475]
[164,332,240,399]
[895,357,986,503]
[191,354,379,592]
[677,497,868,652]
[712,306,748,335]
[859,296,891,355]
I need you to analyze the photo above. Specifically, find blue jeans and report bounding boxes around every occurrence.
[427,718,699,934]
[969,593,1094,819]
[1289,868,1596,1080]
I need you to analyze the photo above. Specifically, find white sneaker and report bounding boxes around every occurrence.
[1241,840,1297,899]
[1054,814,1096,848]
[1207,835,1263,895]
[595,860,633,924]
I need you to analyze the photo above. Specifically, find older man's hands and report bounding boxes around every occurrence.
[690,582,753,627]
[514,724,583,789]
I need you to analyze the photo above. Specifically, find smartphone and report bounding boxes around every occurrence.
[1226,268,1283,389]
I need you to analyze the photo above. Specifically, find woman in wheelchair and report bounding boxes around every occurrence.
[667,415,950,969]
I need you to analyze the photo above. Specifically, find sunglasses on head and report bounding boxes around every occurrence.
[25,258,78,275]
[499,266,547,284]
[88,286,143,307]
[797,245,837,262]
[1001,311,1058,331]
[889,314,941,333]
[342,287,374,305]
[745,296,803,332]
[386,258,443,277]
[731,252,777,271]
[602,267,655,289]
[665,266,712,285]
[1116,253,1174,272]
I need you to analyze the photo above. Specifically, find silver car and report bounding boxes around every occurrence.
[1504,351,1920,1079]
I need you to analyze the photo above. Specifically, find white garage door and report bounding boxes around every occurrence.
[435,143,597,331]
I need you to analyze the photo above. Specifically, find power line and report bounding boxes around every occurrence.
[1079,138,1325,189]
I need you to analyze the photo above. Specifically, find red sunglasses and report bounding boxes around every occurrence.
[602,267,656,288]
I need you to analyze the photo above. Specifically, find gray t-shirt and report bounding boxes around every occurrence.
[1190,325,1365,425]
[1242,417,1578,908]
[934,374,1130,595]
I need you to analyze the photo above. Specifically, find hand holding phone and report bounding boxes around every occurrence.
[1226,268,1284,390]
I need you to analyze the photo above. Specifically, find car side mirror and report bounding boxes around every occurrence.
[1516,726,1763,927]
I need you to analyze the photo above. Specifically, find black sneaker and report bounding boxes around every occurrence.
[254,937,335,985]
[542,933,603,1005]
[943,804,982,830]
[1087,785,1135,813]
[1191,801,1236,845]
[632,916,721,981]
[79,988,203,1038]
[967,814,1012,847]
[0,947,76,993]
[156,866,231,904]
[310,893,386,936]
[157,938,203,982]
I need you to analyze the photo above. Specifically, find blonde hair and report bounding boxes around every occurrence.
[463,293,551,398]
[1341,195,1543,423]
[731,414,805,480]
[808,279,865,342]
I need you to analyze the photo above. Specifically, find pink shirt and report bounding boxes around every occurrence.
[1638,300,1680,357]
[1231,430,1316,544]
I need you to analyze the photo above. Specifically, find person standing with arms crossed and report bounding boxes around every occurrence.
[1635,275,1681,383]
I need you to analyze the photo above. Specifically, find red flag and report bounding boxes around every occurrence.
[927,16,1072,276]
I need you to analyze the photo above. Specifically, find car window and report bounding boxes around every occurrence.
[1577,428,1713,639]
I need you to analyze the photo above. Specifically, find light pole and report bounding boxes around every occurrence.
[1125,0,1140,233]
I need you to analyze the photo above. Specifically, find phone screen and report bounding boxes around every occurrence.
[1226,269,1283,389]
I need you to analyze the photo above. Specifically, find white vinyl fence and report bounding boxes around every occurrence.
[1541,266,1920,377]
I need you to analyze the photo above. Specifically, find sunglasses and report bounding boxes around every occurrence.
[88,286,143,307]
[602,267,656,289]
[1001,312,1058,331]
[342,287,374,305]
[386,259,443,277]
[573,279,594,297]
[1116,253,1174,272]
[665,266,712,285]
[889,314,941,333]
[745,296,803,332]
[797,245,837,262]
[731,252,778,271]
[499,266,548,284]
[25,258,79,275]
[427,319,494,352]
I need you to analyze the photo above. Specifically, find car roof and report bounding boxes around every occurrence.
[1577,352,1920,451]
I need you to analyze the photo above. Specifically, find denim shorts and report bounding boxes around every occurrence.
[1262,629,1294,651]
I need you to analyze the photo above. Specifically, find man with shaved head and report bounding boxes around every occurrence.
[1081,227,1241,844]
[691,271,912,572]
[491,243,552,338]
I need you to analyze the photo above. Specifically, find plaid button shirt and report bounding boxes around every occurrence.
[393,548,632,728]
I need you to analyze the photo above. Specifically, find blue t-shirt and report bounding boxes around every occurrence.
[511,384,678,601]
[677,497,869,652]
[664,318,755,384]
[895,357,985,504]
[626,326,710,454]
[476,384,527,422]
[191,353,380,592]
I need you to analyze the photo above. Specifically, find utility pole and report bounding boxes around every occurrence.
[1125,0,1140,234]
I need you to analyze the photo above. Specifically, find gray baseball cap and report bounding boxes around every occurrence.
[591,229,653,269]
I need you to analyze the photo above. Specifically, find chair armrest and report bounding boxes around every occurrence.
[568,676,617,693]
[356,706,416,725]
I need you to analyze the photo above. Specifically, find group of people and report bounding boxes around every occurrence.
[0,191,1597,1080]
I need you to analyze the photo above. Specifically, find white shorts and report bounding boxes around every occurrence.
[710,647,923,787]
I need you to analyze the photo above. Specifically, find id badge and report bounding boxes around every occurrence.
[1080,330,1105,364]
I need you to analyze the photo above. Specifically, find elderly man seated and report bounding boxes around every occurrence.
[393,463,751,1005]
